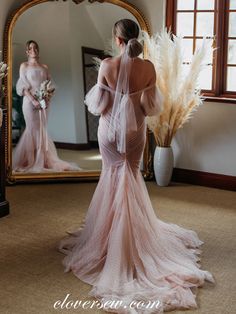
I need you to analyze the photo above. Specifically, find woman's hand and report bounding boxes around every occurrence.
[32,99,41,110]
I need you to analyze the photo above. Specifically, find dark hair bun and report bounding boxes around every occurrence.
[127,38,143,58]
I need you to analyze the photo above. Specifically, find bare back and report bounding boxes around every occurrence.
[98,56,156,93]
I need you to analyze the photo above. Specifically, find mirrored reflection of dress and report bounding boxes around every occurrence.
[13,64,79,173]
[58,77,214,312]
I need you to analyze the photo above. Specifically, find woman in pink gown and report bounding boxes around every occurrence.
[13,40,79,173]
[58,20,214,313]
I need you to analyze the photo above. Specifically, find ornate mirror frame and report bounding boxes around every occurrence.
[4,0,152,183]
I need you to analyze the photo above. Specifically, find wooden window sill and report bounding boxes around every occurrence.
[202,96,236,104]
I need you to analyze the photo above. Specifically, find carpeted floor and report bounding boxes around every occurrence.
[0,182,235,314]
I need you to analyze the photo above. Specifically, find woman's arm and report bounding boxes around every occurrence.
[42,64,50,80]
[97,58,110,85]
[18,63,41,109]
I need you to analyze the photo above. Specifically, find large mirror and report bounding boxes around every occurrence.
[5,0,151,183]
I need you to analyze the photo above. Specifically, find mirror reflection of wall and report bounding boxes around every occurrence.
[82,47,109,147]
[12,1,139,173]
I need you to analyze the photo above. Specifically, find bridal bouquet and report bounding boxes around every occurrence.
[0,60,8,80]
[0,53,9,127]
[34,79,55,109]
[141,29,213,147]
[0,56,8,98]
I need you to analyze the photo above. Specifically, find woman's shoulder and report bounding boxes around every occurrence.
[20,62,28,69]
[99,57,120,75]
[142,59,156,77]
[41,63,49,70]
[143,58,155,68]
[101,56,119,66]
[20,62,48,69]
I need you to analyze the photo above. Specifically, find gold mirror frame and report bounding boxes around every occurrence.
[4,0,152,183]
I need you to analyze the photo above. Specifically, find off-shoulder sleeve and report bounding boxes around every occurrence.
[140,84,163,116]
[16,64,31,96]
[84,83,110,116]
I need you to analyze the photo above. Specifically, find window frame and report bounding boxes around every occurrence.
[166,0,236,103]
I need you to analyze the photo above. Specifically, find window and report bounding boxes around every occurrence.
[166,0,236,102]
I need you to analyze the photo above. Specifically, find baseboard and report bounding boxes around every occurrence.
[54,142,90,150]
[0,200,10,218]
[89,141,99,149]
[172,168,236,191]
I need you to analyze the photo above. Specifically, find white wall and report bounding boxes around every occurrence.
[85,2,139,47]
[1,0,236,176]
[68,2,104,144]
[172,102,236,176]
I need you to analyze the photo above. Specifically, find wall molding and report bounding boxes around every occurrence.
[172,168,236,191]
[54,142,90,150]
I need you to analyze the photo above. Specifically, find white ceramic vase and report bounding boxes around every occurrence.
[153,146,174,186]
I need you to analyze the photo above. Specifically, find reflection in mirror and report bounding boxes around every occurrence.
[12,40,81,173]
[11,1,140,175]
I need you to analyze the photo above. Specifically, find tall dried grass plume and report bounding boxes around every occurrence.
[142,29,213,147]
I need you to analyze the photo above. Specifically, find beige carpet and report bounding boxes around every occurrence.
[1,182,235,314]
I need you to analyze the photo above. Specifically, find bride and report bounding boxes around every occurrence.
[13,40,80,173]
[58,19,214,313]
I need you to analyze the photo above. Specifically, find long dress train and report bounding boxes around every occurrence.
[58,79,214,313]
[13,64,80,173]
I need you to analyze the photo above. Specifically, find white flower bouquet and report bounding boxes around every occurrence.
[0,52,9,127]
[0,61,8,80]
[0,56,8,99]
[34,79,55,109]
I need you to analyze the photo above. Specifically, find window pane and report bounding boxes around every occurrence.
[176,13,194,36]
[182,64,212,90]
[228,40,236,64]
[227,66,236,91]
[229,12,236,37]
[197,0,215,10]
[230,0,236,10]
[196,12,214,36]
[196,38,214,64]
[182,39,193,62]
[177,0,195,10]
[198,65,213,90]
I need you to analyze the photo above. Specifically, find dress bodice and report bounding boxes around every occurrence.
[25,66,48,90]
[85,81,163,118]
[16,63,48,96]
[97,82,157,96]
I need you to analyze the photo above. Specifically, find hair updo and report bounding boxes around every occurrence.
[113,19,143,58]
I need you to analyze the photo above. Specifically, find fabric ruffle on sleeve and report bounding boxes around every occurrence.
[16,70,31,97]
[84,83,110,116]
[140,84,163,116]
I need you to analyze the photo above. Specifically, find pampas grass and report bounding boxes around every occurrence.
[142,29,213,147]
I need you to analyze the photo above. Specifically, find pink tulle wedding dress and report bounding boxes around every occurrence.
[13,64,79,173]
[58,50,214,313]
